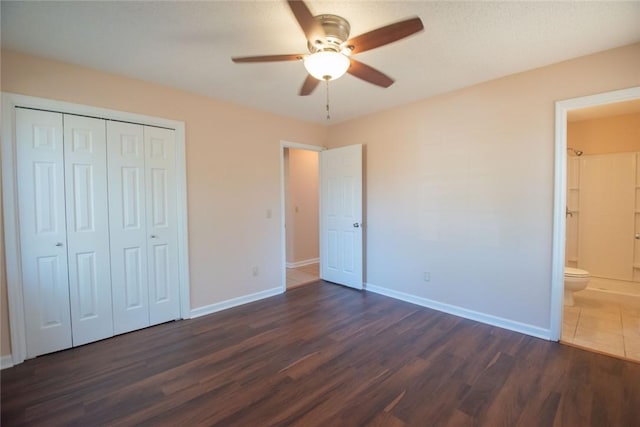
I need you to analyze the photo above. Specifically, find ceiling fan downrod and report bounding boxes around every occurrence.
[325,78,331,120]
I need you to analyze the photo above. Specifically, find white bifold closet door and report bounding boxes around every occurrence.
[144,126,180,325]
[107,122,180,335]
[16,109,73,358]
[63,115,114,346]
[17,110,114,357]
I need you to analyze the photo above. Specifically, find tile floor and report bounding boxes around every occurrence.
[562,287,640,362]
[286,263,320,288]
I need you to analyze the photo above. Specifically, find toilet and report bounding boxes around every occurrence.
[564,267,590,306]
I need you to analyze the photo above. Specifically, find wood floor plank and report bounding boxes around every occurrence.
[2,281,640,426]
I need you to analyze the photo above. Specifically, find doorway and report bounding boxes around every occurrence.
[280,141,365,291]
[280,142,323,289]
[552,86,640,361]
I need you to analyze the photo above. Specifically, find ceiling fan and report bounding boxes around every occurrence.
[231,0,424,96]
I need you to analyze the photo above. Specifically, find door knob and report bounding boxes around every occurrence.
[55,242,63,247]
[635,234,640,240]
[353,223,360,228]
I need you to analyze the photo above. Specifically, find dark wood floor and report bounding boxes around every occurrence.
[2,281,639,426]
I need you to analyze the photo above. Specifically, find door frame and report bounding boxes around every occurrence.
[1,92,191,365]
[279,141,325,291]
[550,86,640,341]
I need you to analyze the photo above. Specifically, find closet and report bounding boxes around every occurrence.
[15,108,181,358]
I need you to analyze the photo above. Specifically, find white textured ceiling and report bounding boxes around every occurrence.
[2,1,640,124]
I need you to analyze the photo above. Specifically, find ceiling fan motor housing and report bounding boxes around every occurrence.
[308,14,351,53]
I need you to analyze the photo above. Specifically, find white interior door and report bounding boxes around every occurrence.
[16,108,73,358]
[579,153,635,280]
[320,144,363,289]
[63,115,114,346]
[107,121,150,334]
[145,126,180,325]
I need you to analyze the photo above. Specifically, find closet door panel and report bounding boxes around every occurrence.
[64,115,114,346]
[108,121,150,334]
[16,108,72,358]
[145,127,180,325]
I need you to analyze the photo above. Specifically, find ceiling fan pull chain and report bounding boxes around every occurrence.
[325,78,331,120]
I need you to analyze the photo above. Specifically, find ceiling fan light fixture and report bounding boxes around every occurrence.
[303,51,350,81]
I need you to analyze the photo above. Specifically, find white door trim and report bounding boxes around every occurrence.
[1,92,191,365]
[550,86,640,341]
[279,140,325,291]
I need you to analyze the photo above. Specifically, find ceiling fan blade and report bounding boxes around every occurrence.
[232,54,304,63]
[287,0,325,43]
[299,74,320,96]
[347,59,394,88]
[345,17,424,55]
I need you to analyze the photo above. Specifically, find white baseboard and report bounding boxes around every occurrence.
[286,258,319,269]
[364,283,551,341]
[1,354,14,370]
[189,287,283,319]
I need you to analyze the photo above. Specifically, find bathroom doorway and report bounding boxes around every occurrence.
[280,142,322,289]
[553,87,640,362]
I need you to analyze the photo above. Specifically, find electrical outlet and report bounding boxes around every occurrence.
[423,272,430,282]
[252,266,259,277]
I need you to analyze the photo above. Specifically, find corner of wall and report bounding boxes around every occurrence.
[1,354,14,370]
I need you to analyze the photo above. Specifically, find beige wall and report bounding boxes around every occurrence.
[325,43,640,330]
[0,50,326,356]
[285,148,319,264]
[568,112,640,155]
[2,43,639,357]
[284,149,294,264]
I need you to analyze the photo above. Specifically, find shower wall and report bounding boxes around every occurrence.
[565,157,580,268]
[579,153,635,280]
[566,111,640,282]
